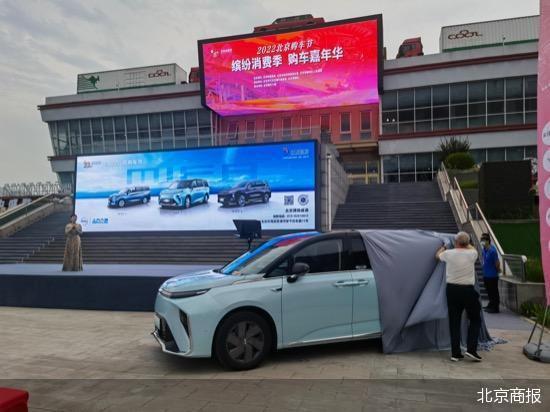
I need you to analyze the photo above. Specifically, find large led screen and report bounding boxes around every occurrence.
[199,15,381,116]
[74,141,317,232]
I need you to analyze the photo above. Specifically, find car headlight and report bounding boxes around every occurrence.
[160,288,210,299]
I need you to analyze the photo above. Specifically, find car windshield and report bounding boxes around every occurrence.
[220,234,314,276]
[118,189,128,194]
[235,181,248,188]
[168,181,191,189]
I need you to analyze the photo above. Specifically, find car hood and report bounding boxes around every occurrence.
[160,269,244,293]
[218,188,239,196]
[160,189,184,196]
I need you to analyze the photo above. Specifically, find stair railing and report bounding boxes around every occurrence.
[437,164,527,281]
[0,194,57,231]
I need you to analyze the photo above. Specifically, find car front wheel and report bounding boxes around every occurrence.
[184,196,191,209]
[142,197,148,204]
[237,194,246,207]
[203,194,209,203]
[118,199,125,208]
[214,311,271,370]
[263,193,270,203]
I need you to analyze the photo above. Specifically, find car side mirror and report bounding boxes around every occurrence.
[287,262,310,283]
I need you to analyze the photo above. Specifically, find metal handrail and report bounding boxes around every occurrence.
[438,163,527,281]
[0,194,57,228]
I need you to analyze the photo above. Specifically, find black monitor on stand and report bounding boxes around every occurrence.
[233,219,262,250]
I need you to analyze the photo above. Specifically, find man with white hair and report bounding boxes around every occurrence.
[436,231,482,362]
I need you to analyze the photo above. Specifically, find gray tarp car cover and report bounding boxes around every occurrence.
[359,229,494,353]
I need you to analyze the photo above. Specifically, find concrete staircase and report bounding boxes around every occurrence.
[333,182,458,233]
[27,234,256,265]
[0,211,69,263]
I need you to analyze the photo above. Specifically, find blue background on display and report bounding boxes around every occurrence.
[75,141,316,199]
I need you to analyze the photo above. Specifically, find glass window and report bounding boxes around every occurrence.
[103,117,115,152]
[487,101,504,115]
[69,120,80,154]
[150,114,161,150]
[301,115,311,135]
[185,110,198,139]
[246,120,255,139]
[525,98,537,112]
[506,99,523,113]
[340,112,351,132]
[415,153,432,172]
[398,89,414,109]
[506,146,525,161]
[487,148,505,162]
[415,87,431,107]
[91,118,103,153]
[450,105,467,117]
[450,83,467,104]
[451,117,467,129]
[468,81,486,102]
[525,76,537,97]
[382,122,397,134]
[506,78,523,99]
[360,111,371,130]
[433,119,450,131]
[525,146,536,158]
[137,115,150,151]
[506,113,524,125]
[487,115,505,126]
[282,117,292,138]
[125,116,138,151]
[264,119,273,139]
[399,122,414,133]
[399,154,415,173]
[294,238,343,274]
[432,106,449,119]
[399,109,414,122]
[57,121,69,155]
[383,155,398,174]
[114,117,126,152]
[198,110,210,127]
[173,111,185,129]
[487,79,504,100]
[80,119,92,154]
[415,107,431,121]
[470,149,486,164]
[382,90,397,110]
[469,102,486,116]
[432,84,449,106]
[346,236,371,270]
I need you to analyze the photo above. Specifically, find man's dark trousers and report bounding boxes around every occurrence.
[446,283,482,356]
[483,277,500,311]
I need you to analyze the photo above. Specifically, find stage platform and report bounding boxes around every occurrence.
[0,263,216,311]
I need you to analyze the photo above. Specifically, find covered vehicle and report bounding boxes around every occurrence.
[159,179,209,209]
[153,229,492,370]
[108,186,150,208]
[217,180,271,207]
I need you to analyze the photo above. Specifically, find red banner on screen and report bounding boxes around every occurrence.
[199,17,380,116]
[538,0,550,305]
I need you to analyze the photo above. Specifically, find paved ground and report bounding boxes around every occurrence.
[1,306,549,411]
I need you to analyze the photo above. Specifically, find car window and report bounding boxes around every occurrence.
[268,258,289,277]
[346,236,371,270]
[293,238,343,274]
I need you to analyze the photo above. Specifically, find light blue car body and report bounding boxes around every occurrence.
[153,231,381,358]
[158,179,209,208]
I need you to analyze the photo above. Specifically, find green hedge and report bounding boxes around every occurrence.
[444,152,475,170]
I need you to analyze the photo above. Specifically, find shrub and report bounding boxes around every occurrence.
[459,179,478,190]
[520,300,550,327]
[525,258,544,283]
[438,136,471,160]
[444,152,475,170]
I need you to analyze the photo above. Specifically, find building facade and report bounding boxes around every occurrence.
[39,15,539,186]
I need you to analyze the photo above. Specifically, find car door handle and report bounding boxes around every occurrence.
[355,279,369,287]
[270,287,282,292]
[333,280,355,287]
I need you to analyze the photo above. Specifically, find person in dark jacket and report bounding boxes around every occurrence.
[481,233,501,313]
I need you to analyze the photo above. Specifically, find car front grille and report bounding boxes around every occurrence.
[158,317,174,342]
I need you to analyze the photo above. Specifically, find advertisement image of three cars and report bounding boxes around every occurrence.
[107,179,271,210]
[74,141,317,232]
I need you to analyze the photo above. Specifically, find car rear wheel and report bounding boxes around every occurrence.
[184,196,191,209]
[262,193,270,203]
[237,194,246,207]
[214,311,271,370]
[118,199,125,208]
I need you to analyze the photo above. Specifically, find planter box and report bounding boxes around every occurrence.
[499,276,546,313]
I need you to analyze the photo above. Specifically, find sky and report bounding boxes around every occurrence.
[0,0,541,185]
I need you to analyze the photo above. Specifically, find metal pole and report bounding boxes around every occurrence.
[535,305,549,358]
[327,155,332,232]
